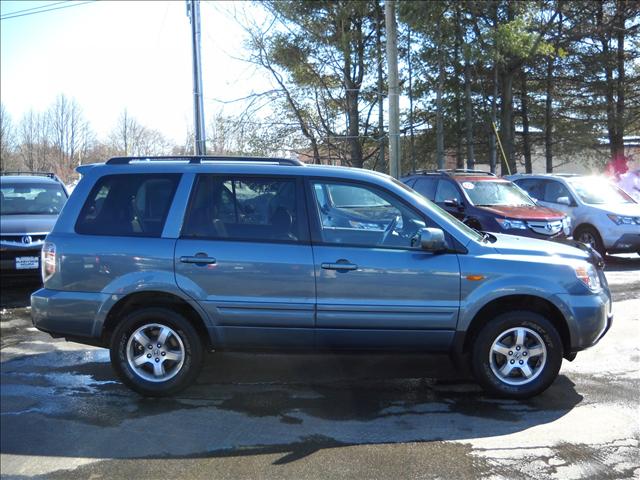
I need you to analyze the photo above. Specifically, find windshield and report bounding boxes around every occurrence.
[568,177,634,205]
[461,180,535,207]
[0,183,67,215]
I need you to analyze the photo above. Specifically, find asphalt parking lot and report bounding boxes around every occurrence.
[1,257,639,479]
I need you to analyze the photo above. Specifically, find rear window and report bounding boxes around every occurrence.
[0,182,67,215]
[412,177,438,200]
[75,174,180,237]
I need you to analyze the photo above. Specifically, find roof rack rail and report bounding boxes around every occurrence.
[409,168,496,177]
[0,171,62,181]
[437,168,496,176]
[106,155,304,166]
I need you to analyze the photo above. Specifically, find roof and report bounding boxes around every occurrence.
[76,158,397,186]
[0,175,62,185]
[450,175,509,182]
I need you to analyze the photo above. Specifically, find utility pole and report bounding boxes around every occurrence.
[407,25,415,173]
[187,0,206,155]
[385,0,400,179]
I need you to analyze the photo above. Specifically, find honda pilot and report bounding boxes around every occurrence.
[31,156,612,399]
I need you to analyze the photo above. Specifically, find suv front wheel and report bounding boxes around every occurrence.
[471,311,563,398]
[110,307,204,397]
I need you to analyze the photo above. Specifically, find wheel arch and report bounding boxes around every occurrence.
[461,294,571,359]
[101,291,213,350]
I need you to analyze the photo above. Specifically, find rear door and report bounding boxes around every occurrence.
[175,174,315,348]
[308,179,460,350]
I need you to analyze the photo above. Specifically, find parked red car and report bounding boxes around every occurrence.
[402,170,571,240]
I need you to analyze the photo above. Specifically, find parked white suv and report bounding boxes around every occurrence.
[509,174,640,257]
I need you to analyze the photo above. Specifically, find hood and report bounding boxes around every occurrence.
[0,214,58,235]
[491,233,590,262]
[588,202,640,217]
[477,204,565,220]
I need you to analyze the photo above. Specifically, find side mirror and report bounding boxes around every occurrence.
[443,199,461,209]
[556,196,571,206]
[419,228,447,252]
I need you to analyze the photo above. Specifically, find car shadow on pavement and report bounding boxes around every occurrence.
[1,344,584,463]
[603,254,640,272]
[0,281,40,309]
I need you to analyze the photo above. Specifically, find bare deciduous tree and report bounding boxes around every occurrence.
[0,103,17,171]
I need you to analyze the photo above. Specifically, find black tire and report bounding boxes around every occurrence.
[574,225,606,258]
[470,311,563,399]
[109,307,204,397]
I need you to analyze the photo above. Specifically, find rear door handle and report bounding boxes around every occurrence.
[321,262,357,271]
[180,254,216,265]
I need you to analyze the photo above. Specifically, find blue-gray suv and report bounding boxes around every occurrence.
[31,156,613,398]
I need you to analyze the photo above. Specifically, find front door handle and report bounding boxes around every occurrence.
[321,261,357,271]
[180,254,216,265]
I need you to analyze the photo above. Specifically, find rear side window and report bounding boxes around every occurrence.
[515,179,544,200]
[412,177,438,200]
[182,175,301,242]
[434,180,461,203]
[75,174,180,237]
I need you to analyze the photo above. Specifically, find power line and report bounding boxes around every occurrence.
[0,0,71,18]
[0,1,96,21]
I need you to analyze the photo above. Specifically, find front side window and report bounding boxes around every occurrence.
[182,176,300,242]
[434,180,461,204]
[75,174,179,237]
[0,183,67,215]
[311,180,428,248]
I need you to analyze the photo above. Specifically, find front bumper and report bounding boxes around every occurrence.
[608,233,640,253]
[556,287,613,353]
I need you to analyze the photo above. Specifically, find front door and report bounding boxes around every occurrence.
[175,175,315,348]
[308,179,461,350]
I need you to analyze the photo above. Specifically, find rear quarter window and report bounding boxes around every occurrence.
[75,174,180,237]
[412,177,438,200]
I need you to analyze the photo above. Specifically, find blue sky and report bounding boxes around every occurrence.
[1,0,269,143]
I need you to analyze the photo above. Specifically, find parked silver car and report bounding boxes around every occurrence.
[509,173,640,257]
[31,157,612,399]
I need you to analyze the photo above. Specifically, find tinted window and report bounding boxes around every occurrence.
[0,182,67,215]
[311,180,428,248]
[182,176,300,242]
[412,177,438,200]
[543,180,573,204]
[75,174,179,237]
[514,179,544,200]
[434,180,461,203]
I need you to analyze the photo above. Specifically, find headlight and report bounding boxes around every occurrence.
[495,218,528,230]
[607,214,638,225]
[562,217,571,235]
[573,263,601,291]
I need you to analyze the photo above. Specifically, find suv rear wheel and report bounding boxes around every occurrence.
[471,311,563,398]
[110,307,204,397]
